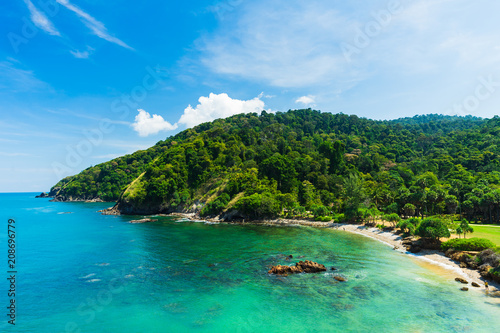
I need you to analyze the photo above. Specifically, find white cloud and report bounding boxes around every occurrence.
[178,93,265,128]
[295,95,316,106]
[56,0,133,50]
[23,0,60,36]
[132,109,177,137]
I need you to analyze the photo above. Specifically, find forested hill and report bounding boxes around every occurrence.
[50,109,500,223]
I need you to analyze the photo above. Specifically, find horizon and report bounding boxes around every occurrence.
[1,0,500,192]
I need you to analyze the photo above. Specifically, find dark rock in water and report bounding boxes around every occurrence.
[129,218,158,224]
[334,276,347,282]
[330,267,337,271]
[35,192,49,198]
[455,277,468,284]
[288,255,293,259]
[460,287,469,291]
[268,260,327,275]
[471,282,480,288]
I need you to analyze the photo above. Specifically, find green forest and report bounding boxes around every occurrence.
[51,109,500,225]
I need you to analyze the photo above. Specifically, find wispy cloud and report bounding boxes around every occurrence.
[0,152,32,157]
[70,46,94,59]
[0,60,50,93]
[56,0,133,50]
[23,0,61,36]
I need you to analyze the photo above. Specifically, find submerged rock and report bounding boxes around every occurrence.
[129,218,158,224]
[268,260,326,275]
[460,287,469,291]
[455,277,468,284]
[334,276,347,282]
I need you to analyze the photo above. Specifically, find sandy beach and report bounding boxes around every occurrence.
[329,223,500,293]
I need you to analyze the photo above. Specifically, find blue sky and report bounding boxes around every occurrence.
[1,0,500,192]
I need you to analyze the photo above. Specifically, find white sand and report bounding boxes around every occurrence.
[332,223,500,293]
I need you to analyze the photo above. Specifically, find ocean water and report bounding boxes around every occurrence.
[1,192,500,333]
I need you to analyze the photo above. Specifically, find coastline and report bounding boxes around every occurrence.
[164,213,500,294]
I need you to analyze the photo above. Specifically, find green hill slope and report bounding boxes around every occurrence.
[51,109,500,222]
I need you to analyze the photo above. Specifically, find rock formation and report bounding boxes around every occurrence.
[268,260,326,275]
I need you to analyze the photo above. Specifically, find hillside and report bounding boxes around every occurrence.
[50,109,500,223]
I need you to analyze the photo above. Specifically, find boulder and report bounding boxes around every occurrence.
[455,277,468,284]
[268,260,326,275]
[334,276,347,282]
[471,282,480,288]
[460,287,469,291]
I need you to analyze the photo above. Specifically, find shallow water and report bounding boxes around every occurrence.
[1,193,499,332]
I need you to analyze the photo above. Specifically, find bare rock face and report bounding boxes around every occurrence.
[268,260,327,275]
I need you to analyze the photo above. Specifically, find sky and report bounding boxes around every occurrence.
[1,0,500,192]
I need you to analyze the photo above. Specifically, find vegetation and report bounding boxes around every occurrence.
[415,218,451,240]
[441,238,495,252]
[50,110,500,221]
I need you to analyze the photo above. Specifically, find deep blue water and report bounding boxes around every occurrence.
[1,192,499,332]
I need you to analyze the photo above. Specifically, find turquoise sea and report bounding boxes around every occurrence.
[1,192,500,332]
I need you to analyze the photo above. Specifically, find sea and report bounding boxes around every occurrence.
[1,192,500,332]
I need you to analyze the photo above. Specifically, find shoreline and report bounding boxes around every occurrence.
[164,213,500,294]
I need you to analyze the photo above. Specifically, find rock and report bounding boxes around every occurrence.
[268,260,326,275]
[334,276,347,282]
[460,287,469,291]
[288,255,293,259]
[330,267,337,271]
[408,245,422,253]
[129,218,158,224]
[35,192,49,198]
[459,262,467,268]
[471,282,480,288]
[455,277,468,284]
[444,248,456,257]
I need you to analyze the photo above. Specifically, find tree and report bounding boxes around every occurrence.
[403,203,416,218]
[416,218,451,241]
[460,219,474,238]
[343,173,365,222]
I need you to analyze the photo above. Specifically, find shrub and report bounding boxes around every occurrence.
[312,205,330,218]
[416,218,450,240]
[315,216,333,222]
[383,213,401,227]
[441,238,495,252]
[200,193,230,217]
[397,219,417,235]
